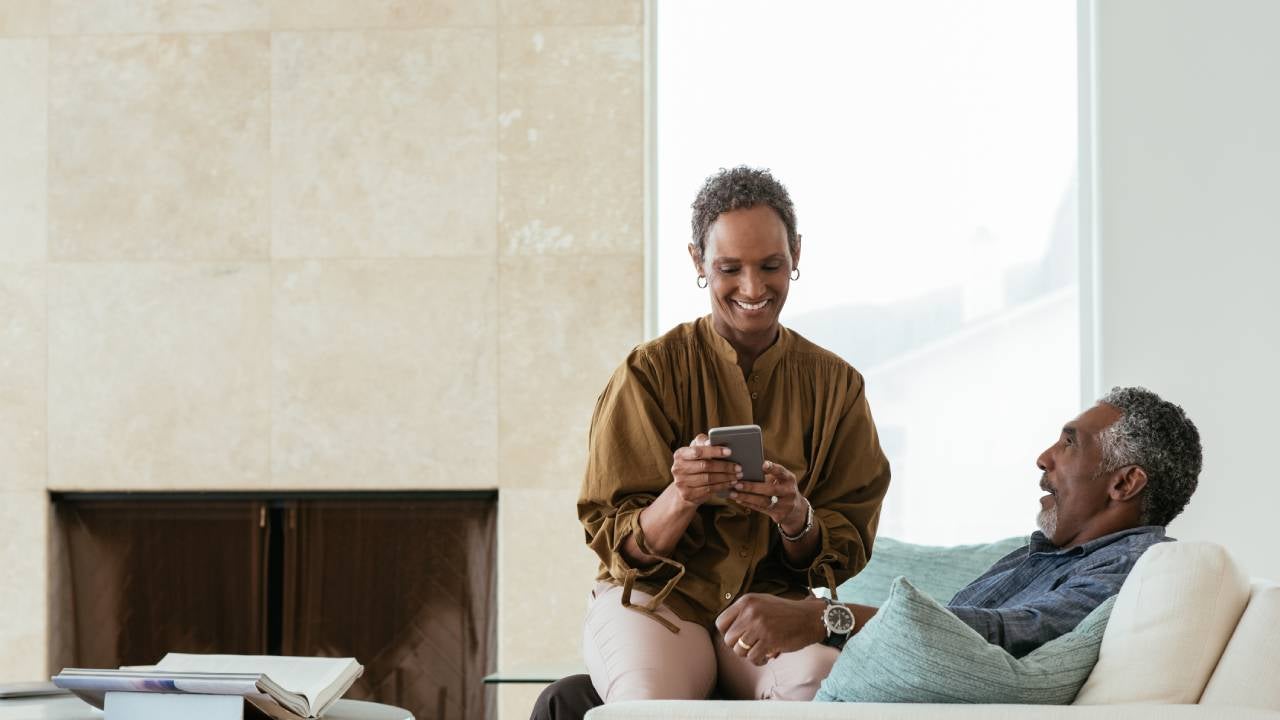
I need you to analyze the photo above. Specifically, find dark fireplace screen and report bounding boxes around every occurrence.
[49,493,497,720]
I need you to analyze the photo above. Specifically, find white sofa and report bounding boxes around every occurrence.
[585,542,1280,719]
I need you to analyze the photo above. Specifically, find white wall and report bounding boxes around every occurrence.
[1092,0,1280,578]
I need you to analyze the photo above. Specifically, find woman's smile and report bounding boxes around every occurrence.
[733,298,772,312]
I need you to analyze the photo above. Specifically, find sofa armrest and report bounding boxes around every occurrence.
[585,701,1280,720]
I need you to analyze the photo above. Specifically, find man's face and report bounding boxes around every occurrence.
[1035,403,1123,548]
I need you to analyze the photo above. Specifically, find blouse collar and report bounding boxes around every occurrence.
[696,315,791,375]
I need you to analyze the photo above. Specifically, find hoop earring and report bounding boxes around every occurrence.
[791,268,801,281]
[697,276,708,289]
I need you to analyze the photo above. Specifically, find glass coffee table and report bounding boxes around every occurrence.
[0,694,413,720]
[482,667,585,685]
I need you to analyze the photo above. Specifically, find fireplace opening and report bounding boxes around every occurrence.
[48,491,497,720]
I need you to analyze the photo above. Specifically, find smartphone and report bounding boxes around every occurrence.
[708,424,765,483]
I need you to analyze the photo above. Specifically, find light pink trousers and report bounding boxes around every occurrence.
[583,583,839,703]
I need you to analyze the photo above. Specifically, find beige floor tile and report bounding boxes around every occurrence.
[270,0,495,30]
[47,263,271,490]
[498,0,641,26]
[497,488,597,672]
[49,0,267,34]
[499,26,643,256]
[0,491,48,680]
[0,38,46,261]
[0,265,46,491]
[0,0,47,35]
[48,33,270,260]
[272,258,498,489]
[497,684,545,720]
[0,632,45,681]
[272,29,497,259]
[498,254,642,489]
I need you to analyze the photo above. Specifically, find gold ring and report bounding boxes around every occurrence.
[735,638,754,652]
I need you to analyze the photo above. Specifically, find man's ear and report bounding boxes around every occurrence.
[1110,465,1148,503]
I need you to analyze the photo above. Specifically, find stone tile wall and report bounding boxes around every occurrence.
[0,2,644,717]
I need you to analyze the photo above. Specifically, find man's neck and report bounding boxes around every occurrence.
[1056,517,1148,550]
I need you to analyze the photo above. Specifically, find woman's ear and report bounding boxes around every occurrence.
[792,233,802,269]
[1110,465,1149,503]
[688,243,704,274]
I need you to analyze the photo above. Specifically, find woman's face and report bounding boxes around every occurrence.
[689,204,799,343]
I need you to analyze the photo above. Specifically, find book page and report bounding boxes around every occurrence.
[155,654,360,715]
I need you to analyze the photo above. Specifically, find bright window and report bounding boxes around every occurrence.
[655,0,1081,544]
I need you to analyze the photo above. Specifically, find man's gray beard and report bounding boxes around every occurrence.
[1036,506,1058,539]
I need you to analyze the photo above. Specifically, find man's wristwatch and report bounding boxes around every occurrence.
[820,597,856,648]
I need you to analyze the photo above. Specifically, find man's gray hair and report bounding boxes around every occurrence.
[1097,386,1202,527]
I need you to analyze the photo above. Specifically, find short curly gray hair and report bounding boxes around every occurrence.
[1097,387,1202,527]
[690,166,799,262]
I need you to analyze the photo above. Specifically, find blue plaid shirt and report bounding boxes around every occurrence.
[946,526,1170,657]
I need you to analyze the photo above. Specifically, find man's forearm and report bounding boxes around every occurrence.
[849,603,878,635]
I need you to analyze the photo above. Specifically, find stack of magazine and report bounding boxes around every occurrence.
[52,654,364,719]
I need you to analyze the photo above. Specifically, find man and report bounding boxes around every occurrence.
[531,386,1202,719]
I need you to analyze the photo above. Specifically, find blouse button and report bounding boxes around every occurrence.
[750,392,758,400]
[723,592,732,601]
[738,550,748,558]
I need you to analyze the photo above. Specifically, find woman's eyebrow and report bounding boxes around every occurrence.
[715,254,788,263]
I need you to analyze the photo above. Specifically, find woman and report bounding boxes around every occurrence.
[578,166,890,702]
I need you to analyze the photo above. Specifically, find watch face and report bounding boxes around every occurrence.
[825,604,855,634]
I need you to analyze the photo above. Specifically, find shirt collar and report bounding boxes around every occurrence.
[1027,525,1168,557]
[696,315,791,374]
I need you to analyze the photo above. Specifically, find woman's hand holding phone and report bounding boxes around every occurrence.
[730,459,806,531]
[627,434,741,566]
[670,434,743,507]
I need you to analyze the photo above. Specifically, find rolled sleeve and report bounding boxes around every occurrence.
[584,495,680,585]
[578,351,683,585]
[806,375,892,593]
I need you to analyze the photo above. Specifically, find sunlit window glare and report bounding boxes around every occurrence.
[656,0,1080,545]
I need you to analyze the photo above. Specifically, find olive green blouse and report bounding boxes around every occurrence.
[578,316,891,630]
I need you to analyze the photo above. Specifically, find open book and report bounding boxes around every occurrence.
[53,654,363,719]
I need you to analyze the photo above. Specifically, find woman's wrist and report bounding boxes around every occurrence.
[639,484,700,554]
[663,478,703,513]
[778,497,813,540]
[781,498,805,533]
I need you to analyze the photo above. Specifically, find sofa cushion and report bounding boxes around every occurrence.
[1199,582,1280,711]
[1073,541,1250,705]
[836,536,1026,606]
[815,577,1115,704]
[584,701,1280,719]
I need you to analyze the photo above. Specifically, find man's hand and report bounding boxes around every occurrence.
[715,593,828,666]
